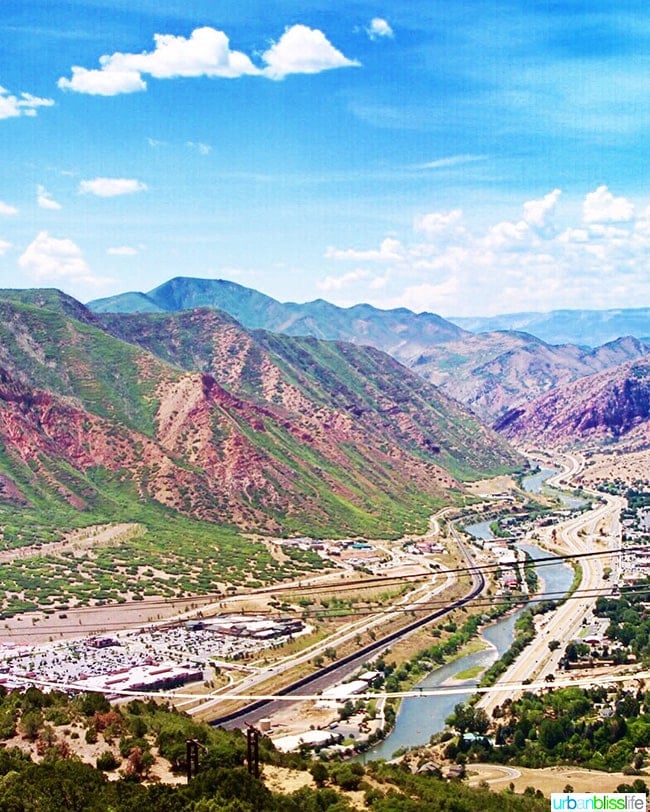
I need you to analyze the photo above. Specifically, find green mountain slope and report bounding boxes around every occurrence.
[88,278,650,422]
[0,292,521,542]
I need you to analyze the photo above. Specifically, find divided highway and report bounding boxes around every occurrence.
[477,455,624,716]
[210,537,485,729]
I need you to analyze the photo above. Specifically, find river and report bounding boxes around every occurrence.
[522,467,587,510]
[362,522,573,759]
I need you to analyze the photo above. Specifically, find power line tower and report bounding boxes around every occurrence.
[185,738,207,783]
[246,724,260,779]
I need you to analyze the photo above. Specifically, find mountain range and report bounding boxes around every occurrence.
[452,308,650,347]
[0,289,520,538]
[89,278,650,423]
[494,355,650,451]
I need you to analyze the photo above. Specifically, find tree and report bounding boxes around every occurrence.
[20,709,43,742]
[309,761,328,787]
[472,708,490,735]
[446,703,475,735]
[446,703,489,736]
[565,643,578,662]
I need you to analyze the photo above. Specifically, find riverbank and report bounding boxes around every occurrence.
[362,536,574,760]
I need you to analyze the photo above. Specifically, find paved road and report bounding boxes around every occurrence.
[207,537,484,728]
[478,453,624,716]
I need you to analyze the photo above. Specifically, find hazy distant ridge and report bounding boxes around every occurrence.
[89,278,650,348]
[89,278,650,421]
[451,308,650,347]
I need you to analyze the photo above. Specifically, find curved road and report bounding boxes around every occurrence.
[210,536,484,729]
[478,453,624,716]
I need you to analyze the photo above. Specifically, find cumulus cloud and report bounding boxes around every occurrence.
[0,201,18,216]
[523,188,561,228]
[318,269,371,292]
[58,66,146,96]
[415,210,464,236]
[367,18,394,40]
[325,237,404,262]
[79,178,147,197]
[583,185,634,223]
[58,24,358,94]
[321,186,650,315]
[37,185,61,210]
[261,24,360,79]
[18,231,97,284]
[0,85,54,119]
[0,240,11,255]
[107,245,138,255]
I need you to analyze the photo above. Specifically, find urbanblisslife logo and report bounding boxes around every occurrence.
[550,793,646,810]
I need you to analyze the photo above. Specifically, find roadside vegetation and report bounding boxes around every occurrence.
[0,686,548,811]
[445,684,650,780]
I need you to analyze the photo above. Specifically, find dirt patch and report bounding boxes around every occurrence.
[263,764,314,794]
[580,448,650,488]
[465,476,520,496]
[262,765,368,809]
[268,705,336,738]
[467,763,636,796]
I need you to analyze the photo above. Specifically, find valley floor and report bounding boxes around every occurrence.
[466,763,638,795]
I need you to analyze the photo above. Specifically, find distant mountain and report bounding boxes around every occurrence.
[410,333,650,421]
[89,276,467,352]
[0,290,520,537]
[494,355,650,449]
[89,278,650,422]
[451,308,650,347]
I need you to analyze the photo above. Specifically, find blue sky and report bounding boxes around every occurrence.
[1,1,650,316]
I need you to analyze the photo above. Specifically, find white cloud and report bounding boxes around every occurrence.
[186,141,211,155]
[0,201,18,216]
[18,231,98,284]
[37,185,61,210]
[0,85,54,119]
[262,25,360,79]
[318,269,371,292]
[58,66,146,96]
[583,185,634,223]
[322,185,650,315]
[58,24,357,94]
[484,219,532,251]
[412,154,487,171]
[0,240,11,256]
[325,237,404,262]
[116,27,259,79]
[414,210,463,236]
[107,245,138,255]
[523,188,561,228]
[79,178,147,197]
[367,18,394,40]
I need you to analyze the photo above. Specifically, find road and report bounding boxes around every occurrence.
[478,453,625,716]
[182,509,462,718]
[205,536,485,727]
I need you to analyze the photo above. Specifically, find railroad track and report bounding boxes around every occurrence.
[210,532,484,728]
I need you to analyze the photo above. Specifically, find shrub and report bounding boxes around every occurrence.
[96,750,120,771]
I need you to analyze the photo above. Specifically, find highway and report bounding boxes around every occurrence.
[478,453,625,716]
[207,536,485,728]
